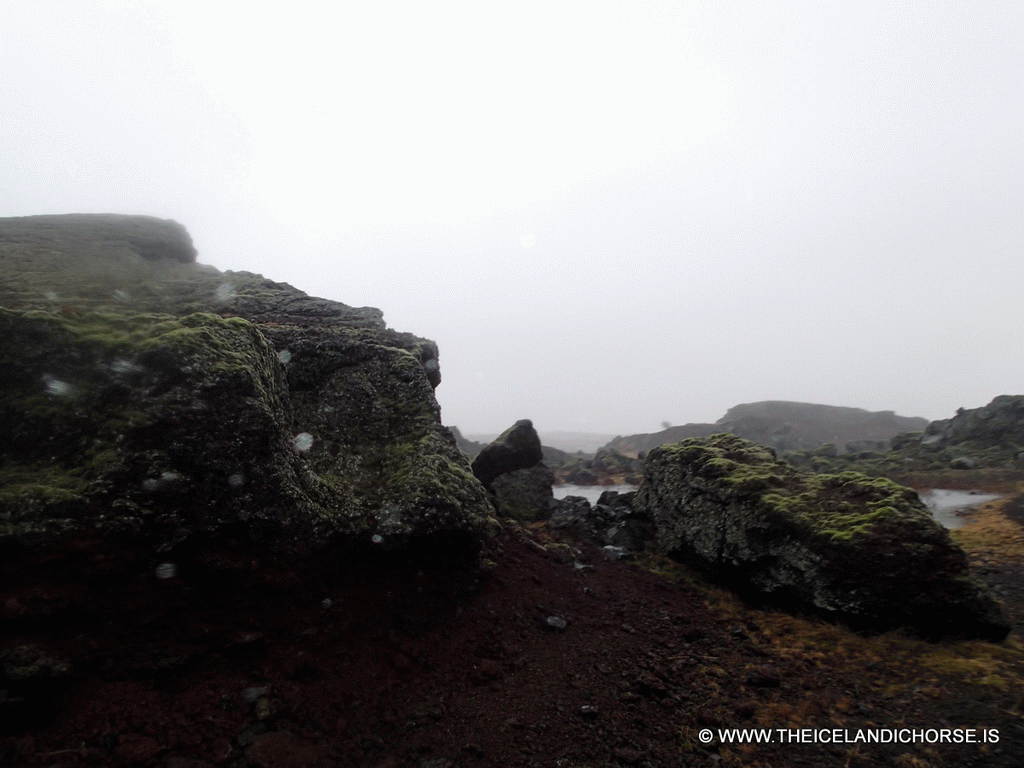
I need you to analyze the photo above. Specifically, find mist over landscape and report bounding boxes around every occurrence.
[3,1,1021,435]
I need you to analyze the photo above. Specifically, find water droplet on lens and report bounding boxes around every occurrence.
[293,432,314,452]
[155,563,177,579]
[371,534,384,544]
[42,374,73,397]
[111,358,143,375]
[215,283,237,302]
[228,473,245,488]
[278,349,292,364]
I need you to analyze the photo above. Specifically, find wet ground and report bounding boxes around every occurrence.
[3,490,1024,768]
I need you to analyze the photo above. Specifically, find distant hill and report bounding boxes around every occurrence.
[604,401,929,457]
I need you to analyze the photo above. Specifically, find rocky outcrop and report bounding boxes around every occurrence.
[605,402,928,458]
[554,447,642,486]
[634,434,1010,640]
[894,396,1024,470]
[0,214,492,558]
[470,419,544,489]
[471,420,555,520]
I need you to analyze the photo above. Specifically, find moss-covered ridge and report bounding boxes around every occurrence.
[636,434,1010,639]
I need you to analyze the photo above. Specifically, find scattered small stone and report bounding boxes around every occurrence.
[247,730,331,768]
[115,733,161,763]
[601,545,631,561]
[254,697,271,720]
[745,665,781,688]
[241,686,268,704]
[544,615,568,631]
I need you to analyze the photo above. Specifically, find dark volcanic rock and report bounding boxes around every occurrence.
[548,490,654,553]
[634,434,1010,640]
[896,395,1024,469]
[491,465,557,522]
[0,214,491,556]
[470,419,544,489]
[555,447,642,486]
[470,420,559,521]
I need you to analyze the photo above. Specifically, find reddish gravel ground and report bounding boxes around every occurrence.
[3,495,1024,768]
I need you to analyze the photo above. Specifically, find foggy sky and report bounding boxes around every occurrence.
[3,1,1022,435]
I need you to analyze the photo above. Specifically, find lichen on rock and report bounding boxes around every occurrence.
[635,433,1010,640]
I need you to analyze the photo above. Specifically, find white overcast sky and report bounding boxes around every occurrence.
[3,1,1022,435]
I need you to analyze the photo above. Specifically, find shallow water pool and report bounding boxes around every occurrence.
[553,484,637,505]
[917,489,1002,529]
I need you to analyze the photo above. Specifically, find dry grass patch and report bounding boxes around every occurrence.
[950,492,1024,562]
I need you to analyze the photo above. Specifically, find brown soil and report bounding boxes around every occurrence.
[3,491,1024,768]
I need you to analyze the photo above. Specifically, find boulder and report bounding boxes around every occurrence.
[491,465,557,522]
[470,419,543,489]
[634,434,1010,640]
[0,214,492,557]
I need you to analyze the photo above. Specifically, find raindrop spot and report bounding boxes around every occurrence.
[111,358,143,375]
[42,374,74,397]
[215,283,237,302]
[155,563,177,579]
[292,432,314,452]
[278,349,292,364]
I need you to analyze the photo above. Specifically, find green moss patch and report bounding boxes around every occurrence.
[654,434,926,541]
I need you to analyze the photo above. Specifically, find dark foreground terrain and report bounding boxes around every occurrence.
[3,485,1024,768]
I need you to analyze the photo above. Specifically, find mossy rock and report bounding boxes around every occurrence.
[0,214,492,557]
[635,434,1010,640]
